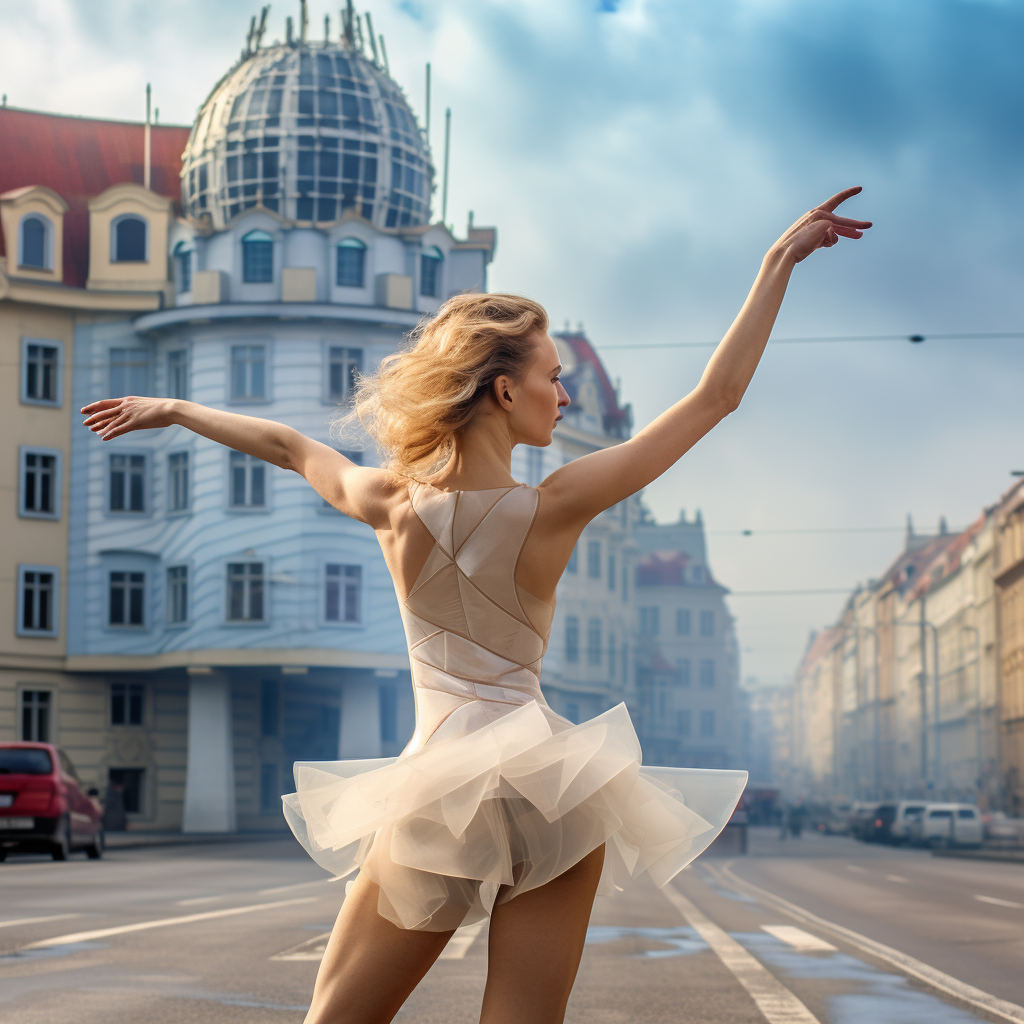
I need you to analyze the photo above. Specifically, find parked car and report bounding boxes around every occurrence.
[888,801,929,845]
[825,800,853,835]
[849,801,881,841]
[0,743,104,861]
[908,803,983,848]
[866,800,928,844]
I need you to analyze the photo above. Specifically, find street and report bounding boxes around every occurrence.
[1,828,1022,1023]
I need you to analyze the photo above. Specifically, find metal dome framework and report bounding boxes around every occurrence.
[181,8,433,232]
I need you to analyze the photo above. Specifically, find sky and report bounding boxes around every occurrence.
[3,0,1021,686]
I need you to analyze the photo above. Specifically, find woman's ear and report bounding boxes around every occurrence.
[492,374,515,411]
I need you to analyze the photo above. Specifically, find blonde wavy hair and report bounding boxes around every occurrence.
[333,292,549,476]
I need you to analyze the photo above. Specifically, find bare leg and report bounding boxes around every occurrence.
[304,870,457,1024]
[479,844,605,1024]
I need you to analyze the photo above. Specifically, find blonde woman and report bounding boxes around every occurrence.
[83,188,870,1024]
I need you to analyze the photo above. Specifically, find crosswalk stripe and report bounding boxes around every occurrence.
[661,885,821,1024]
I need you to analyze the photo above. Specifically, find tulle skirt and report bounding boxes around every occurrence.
[282,699,747,932]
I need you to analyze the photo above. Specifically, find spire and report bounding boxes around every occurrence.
[343,0,356,47]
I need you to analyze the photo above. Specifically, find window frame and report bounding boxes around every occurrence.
[335,236,367,288]
[18,213,53,270]
[106,450,150,516]
[18,446,62,520]
[166,563,190,627]
[16,564,60,638]
[225,560,267,626]
[20,337,63,408]
[699,657,716,688]
[322,561,364,626]
[419,245,443,298]
[107,568,148,629]
[699,609,715,638]
[108,345,151,398]
[109,681,147,727]
[324,344,363,406]
[227,449,270,512]
[173,240,193,294]
[586,617,603,666]
[167,450,191,515]
[241,229,274,284]
[19,687,54,742]
[586,540,601,579]
[699,709,715,738]
[110,213,149,263]
[166,347,189,401]
[565,615,580,664]
[676,608,692,636]
[229,343,270,403]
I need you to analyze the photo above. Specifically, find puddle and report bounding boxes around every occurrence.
[733,932,992,1024]
[586,925,706,958]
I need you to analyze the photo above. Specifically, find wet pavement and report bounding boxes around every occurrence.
[0,829,1021,1022]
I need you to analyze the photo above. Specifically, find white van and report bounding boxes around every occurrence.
[889,800,929,844]
[909,803,983,848]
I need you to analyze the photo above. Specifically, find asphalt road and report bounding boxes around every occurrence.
[0,828,1021,1023]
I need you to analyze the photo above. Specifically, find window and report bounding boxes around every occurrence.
[958,809,976,819]
[174,242,192,293]
[110,682,145,725]
[587,541,601,579]
[565,616,579,663]
[336,237,366,287]
[325,564,362,622]
[587,618,603,665]
[678,658,691,687]
[227,562,265,621]
[328,346,362,403]
[231,344,266,400]
[109,347,149,397]
[242,229,274,282]
[109,571,145,626]
[640,606,660,636]
[19,214,50,269]
[700,610,714,637]
[699,710,715,737]
[20,690,51,741]
[565,702,580,725]
[167,565,188,624]
[230,451,266,507]
[622,565,628,602]
[20,448,60,518]
[676,709,691,737]
[609,633,616,677]
[167,349,188,400]
[260,679,280,737]
[676,608,691,636]
[699,658,715,688]
[380,685,398,744]
[109,454,146,512]
[108,767,144,814]
[168,452,189,512]
[692,565,704,583]
[419,245,443,297]
[608,553,616,591]
[22,339,61,405]
[566,545,578,574]
[260,764,279,813]
[526,448,543,487]
[112,215,148,262]
[18,566,57,636]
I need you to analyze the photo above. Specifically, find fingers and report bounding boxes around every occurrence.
[80,398,123,414]
[808,209,872,228]
[818,186,862,212]
[100,412,132,440]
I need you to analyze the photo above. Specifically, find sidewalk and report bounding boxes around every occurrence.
[105,830,293,850]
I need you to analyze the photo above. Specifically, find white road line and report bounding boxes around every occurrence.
[258,879,333,896]
[845,864,867,874]
[761,925,836,952]
[438,921,486,961]
[271,932,331,962]
[176,895,228,906]
[177,878,332,906]
[975,895,1024,910]
[713,862,1024,1024]
[886,875,907,883]
[661,885,821,1024]
[0,913,81,930]
[24,897,319,949]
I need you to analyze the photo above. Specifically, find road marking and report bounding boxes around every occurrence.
[176,895,228,906]
[886,875,907,883]
[271,932,331,961]
[177,878,332,906]
[438,921,486,960]
[258,879,333,896]
[712,862,1024,1024]
[845,864,867,874]
[761,925,836,952]
[661,884,821,1024]
[0,913,81,930]
[975,895,1024,910]
[24,897,319,949]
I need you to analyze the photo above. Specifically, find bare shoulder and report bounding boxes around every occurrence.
[322,463,411,531]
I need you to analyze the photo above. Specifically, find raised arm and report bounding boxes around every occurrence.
[80,398,396,528]
[541,187,871,525]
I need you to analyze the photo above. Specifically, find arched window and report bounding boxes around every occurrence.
[241,229,274,283]
[19,215,51,269]
[419,245,443,298]
[112,215,148,262]
[335,237,366,288]
[173,241,192,293]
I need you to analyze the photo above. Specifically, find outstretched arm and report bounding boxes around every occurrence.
[80,399,395,528]
[541,187,871,525]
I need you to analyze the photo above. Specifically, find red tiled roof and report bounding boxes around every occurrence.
[0,107,191,287]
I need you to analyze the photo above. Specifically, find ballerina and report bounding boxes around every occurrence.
[83,188,870,1024]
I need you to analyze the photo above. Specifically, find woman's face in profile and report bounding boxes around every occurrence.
[510,331,571,447]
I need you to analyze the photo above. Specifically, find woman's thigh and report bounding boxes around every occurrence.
[479,844,605,1024]
[304,870,457,1024]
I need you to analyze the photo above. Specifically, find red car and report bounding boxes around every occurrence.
[0,742,104,861]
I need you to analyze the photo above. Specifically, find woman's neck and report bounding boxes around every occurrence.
[428,408,518,490]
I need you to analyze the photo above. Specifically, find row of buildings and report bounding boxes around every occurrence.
[765,479,1024,811]
[1,8,746,832]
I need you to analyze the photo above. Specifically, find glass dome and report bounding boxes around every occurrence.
[181,39,433,231]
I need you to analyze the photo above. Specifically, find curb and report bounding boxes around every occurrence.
[105,831,293,850]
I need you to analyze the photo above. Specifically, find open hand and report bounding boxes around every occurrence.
[775,187,872,263]
[81,397,177,440]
